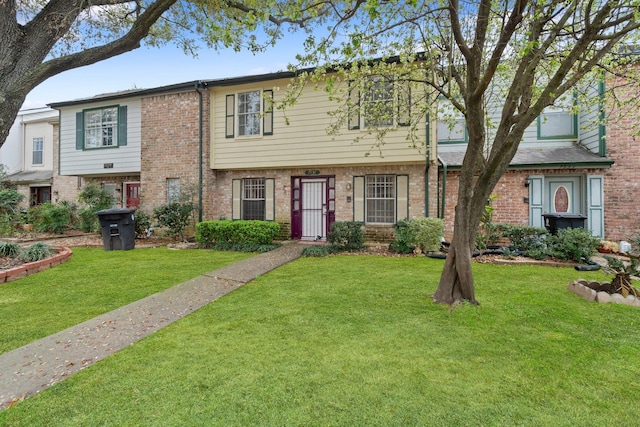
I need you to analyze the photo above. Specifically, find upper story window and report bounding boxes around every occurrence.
[437,99,467,144]
[226,90,273,138]
[32,137,44,165]
[537,109,577,139]
[75,105,127,150]
[537,94,577,140]
[349,77,411,130]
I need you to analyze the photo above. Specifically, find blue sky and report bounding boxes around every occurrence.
[23,32,311,109]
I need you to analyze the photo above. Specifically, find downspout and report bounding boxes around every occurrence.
[425,113,430,217]
[437,155,447,219]
[194,82,204,222]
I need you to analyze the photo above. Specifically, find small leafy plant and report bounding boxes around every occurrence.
[602,255,640,297]
[327,221,365,252]
[19,243,52,263]
[548,228,599,263]
[0,241,20,257]
[154,202,196,241]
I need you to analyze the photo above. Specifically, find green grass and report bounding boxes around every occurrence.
[0,247,253,353]
[2,256,639,426]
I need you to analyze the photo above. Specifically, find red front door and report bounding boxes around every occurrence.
[125,183,141,208]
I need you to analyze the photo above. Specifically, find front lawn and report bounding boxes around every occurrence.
[0,247,253,353]
[1,255,639,425]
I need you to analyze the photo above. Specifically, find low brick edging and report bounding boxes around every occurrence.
[0,247,73,284]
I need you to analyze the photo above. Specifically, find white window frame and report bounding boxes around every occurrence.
[84,106,118,148]
[365,175,396,224]
[238,90,262,137]
[32,137,44,165]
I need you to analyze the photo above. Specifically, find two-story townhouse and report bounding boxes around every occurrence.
[435,82,614,240]
[49,82,211,215]
[208,71,437,241]
[2,107,59,207]
[51,70,436,240]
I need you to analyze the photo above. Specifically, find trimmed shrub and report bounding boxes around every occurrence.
[408,217,444,253]
[501,224,549,253]
[19,243,52,263]
[389,218,444,254]
[195,220,280,247]
[548,227,599,263]
[327,221,365,251]
[0,189,24,215]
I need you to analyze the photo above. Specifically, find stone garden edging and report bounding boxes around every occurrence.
[568,279,640,307]
[0,247,72,284]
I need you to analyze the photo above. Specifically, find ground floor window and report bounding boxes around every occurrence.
[242,178,266,220]
[353,174,409,224]
[366,175,396,223]
[231,177,275,221]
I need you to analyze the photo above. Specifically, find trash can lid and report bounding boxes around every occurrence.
[542,212,587,219]
[96,208,136,216]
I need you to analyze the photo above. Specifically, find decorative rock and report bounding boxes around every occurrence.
[624,295,636,305]
[633,298,640,308]
[611,293,625,304]
[573,282,596,302]
[576,279,589,286]
[596,292,612,303]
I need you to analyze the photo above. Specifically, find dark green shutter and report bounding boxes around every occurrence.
[75,112,84,150]
[117,106,127,146]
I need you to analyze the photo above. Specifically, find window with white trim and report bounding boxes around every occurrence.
[225,90,273,138]
[538,94,577,139]
[85,107,117,148]
[437,100,467,143]
[32,137,43,165]
[242,178,266,220]
[366,175,396,223]
[349,78,411,129]
[76,105,127,149]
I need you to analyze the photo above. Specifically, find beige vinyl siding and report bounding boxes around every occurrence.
[210,78,426,170]
[578,85,602,154]
[58,98,142,176]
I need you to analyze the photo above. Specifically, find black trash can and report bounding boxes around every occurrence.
[542,213,587,235]
[96,208,136,250]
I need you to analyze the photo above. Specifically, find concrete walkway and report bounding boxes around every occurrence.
[0,242,304,409]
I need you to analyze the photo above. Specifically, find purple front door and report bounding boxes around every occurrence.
[291,176,335,240]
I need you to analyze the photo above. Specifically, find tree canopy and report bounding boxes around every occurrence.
[0,0,330,147]
[291,0,640,305]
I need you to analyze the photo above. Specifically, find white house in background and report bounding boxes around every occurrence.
[2,107,58,207]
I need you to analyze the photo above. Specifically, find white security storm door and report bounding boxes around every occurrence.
[301,178,327,241]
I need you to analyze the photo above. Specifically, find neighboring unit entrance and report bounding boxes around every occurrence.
[547,177,582,214]
[291,176,335,240]
[125,182,141,209]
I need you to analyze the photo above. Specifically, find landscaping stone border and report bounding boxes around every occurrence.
[0,247,72,284]
[568,279,640,307]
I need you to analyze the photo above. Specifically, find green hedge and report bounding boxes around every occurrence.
[195,220,280,247]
